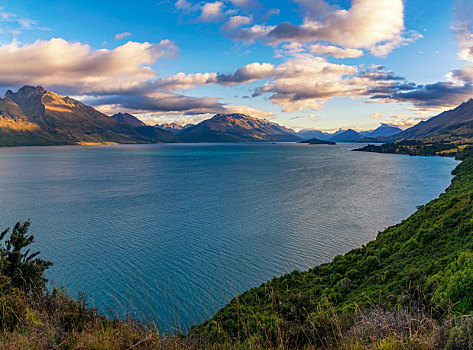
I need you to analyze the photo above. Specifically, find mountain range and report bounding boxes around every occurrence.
[0,86,300,146]
[3,85,473,147]
[0,86,177,146]
[297,124,402,142]
[156,123,193,134]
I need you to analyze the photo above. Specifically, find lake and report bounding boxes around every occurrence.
[0,143,459,332]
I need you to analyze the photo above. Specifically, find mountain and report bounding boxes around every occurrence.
[178,113,301,142]
[0,97,64,146]
[362,124,403,138]
[390,98,473,141]
[329,129,363,142]
[297,129,332,140]
[111,112,179,143]
[0,86,176,146]
[111,113,146,128]
[133,125,179,143]
[156,122,193,134]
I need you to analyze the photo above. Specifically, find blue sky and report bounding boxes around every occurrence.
[1,0,473,131]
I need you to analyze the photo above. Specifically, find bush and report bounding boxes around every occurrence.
[0,221,52,292]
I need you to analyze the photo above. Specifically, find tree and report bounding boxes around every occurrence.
[0,221,52,292]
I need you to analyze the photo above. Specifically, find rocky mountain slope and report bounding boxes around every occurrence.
[0,86,176,146]
[178,113,301,142]
[111,113,146,128]
[389,99,473,141]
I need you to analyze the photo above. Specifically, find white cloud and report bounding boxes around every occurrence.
[154,62,275,90]
[309,44,363,58]
[266,0,405,49]
[370,112,430,128]
[0,38,178,93]
[156,72,219,91]
[0,6,48,35]
[222,15,252,32]
[260,58,360,112]
[198,1,225,22]
[369,31,423,57]
[115,32,132,40]
[224,105,274,118]
[290,114,321,121]
[175,0,197,12]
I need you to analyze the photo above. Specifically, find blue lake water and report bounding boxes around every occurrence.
[0,143,459,331]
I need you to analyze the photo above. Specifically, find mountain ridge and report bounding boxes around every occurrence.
[329,128,363,142]
[178,113,301,142]
[386,98,473,141]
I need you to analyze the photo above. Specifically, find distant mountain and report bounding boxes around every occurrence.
[178,114,301,142]
[157,122,193,134]
[300,138,336,145]
[329,129,363,142]
[361,124,403,138]
[112,112,178,143]
[390,99,473,141]
[133,125,178,143]
[111,113,146,128]
[0,85,176,146]
[297,129,332,141]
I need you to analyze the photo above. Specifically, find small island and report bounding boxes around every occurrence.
[300,138,336,145]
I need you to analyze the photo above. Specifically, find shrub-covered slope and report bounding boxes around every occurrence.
[191,155,473,347]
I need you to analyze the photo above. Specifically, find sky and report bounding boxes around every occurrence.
[0,0,473,131]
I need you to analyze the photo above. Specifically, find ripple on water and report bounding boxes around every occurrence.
[0,143,458,331]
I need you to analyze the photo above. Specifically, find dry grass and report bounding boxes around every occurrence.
[0,286,472,349]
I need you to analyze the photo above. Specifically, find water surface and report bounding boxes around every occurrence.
[0,143,458,331]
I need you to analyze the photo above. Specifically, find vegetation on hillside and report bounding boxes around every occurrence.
[355,139,473,157]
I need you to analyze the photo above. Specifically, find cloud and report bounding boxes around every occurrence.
[87,94,274,119]
[259,58,360,112]
[221,15,252,32]
[153,59,420,113]
[133,114,210,127]
[374,81,473,110]
[0,38,178,94]
[175,0,278,39]
[228,24,275,41]
[216,62,275,84]
[369,31,423,57]
[309,44,363,58]
[115,32,132,40]
[290,114,321,121]
[370,112,430,128]
[154,62,275,90]
[175,0,198,12]
[224,105,274,118]
[198,1,225,22]
[219,0,421,59]
[264,0,405,49]
[0,6,49,35]
[85,91,224,115]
